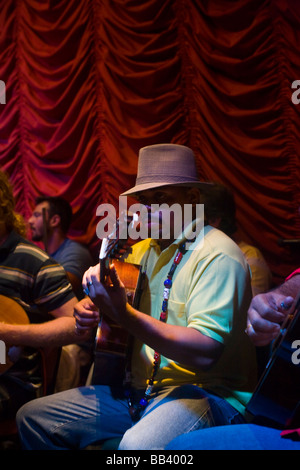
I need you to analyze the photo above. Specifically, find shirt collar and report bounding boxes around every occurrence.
[149,217,204,253]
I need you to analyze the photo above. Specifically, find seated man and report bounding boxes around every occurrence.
[29,196,95,390]
[166,269,300,450]
[0,171,91,422]
[17,143,257,450]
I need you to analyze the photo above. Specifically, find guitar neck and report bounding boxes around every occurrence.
[99,238,112,283]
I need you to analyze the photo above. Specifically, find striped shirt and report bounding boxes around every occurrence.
[0,231,75,320]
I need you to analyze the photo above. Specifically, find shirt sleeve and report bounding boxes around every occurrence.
[54,241,94,280]
[33,258,75,312]
[239,244,272,296]
[186,253,251,345]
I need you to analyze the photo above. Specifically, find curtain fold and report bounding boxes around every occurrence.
[177,0,300,281]
[0,0,299,281]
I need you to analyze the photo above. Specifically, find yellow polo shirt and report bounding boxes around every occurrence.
[126,225,257,415]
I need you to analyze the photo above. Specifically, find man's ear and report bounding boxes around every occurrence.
[49,214,61,228]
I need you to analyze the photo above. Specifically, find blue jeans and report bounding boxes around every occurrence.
[165,424,300,450]
[16,384,245,450]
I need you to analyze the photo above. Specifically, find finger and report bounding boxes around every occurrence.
[88,264,101,288]
[74,310,99,329]
[83,271,98,298]
[73,309,99,321]
[75,317,99,328]
[74,323,85,336]
[82,265,99,289]
[245,319,280,346]
[82,267,93,294]
[246,329,278,347]
[73,298,97,312]
[74,323,94,336]
[250,301,286,324]
[248,310,281,334]
[81,297,99,311]
[73,300,99,320]
[278,296,294,312]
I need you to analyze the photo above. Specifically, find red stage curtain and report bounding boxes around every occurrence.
[0,0,299,282]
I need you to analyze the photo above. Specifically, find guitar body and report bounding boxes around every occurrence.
[246,300,300,429]
[0,295,29,374]
[92,259,142,386]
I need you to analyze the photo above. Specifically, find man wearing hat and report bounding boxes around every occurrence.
[17,144,257,450]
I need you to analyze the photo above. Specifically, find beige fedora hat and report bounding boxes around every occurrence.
[121,143,211,197]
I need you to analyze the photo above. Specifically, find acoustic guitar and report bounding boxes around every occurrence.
[0,295,29,374]
[91,216,143,387]
[246,293,300,429]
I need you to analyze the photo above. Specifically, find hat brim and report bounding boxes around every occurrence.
[121,180,213,197]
